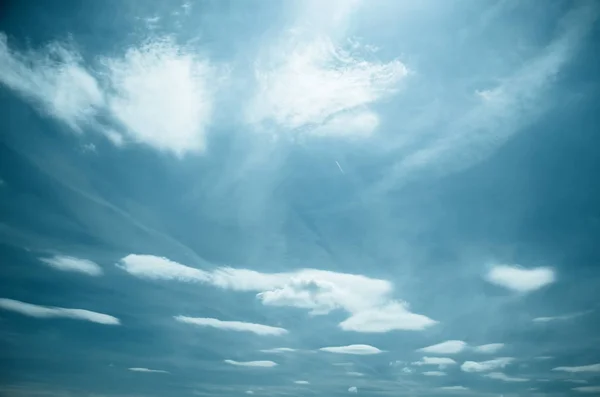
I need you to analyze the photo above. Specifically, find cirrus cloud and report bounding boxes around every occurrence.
[0,298,119,325]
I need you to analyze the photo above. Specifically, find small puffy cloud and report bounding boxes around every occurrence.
[0,33,104,130]
[174,316,287,336]
[553,364,600,373]
[348,386,358,393]
[128,368,168,373]
[574,386,600,393]
[260,348,297,353]
[118,255,436,334]
[473,343,504,354]
[418,340,467,355]
[224,360,277,368]
[40,255,102,276]
[485,265,555,292]
[439,386,468,391]
[246,35,407,139]
[320,344,383,355]
[412,357,457,369]
[484,372,528,382]
[423,371,446,376]
[0,298,119,325]
[461,358,514,373]
[294,380,310,385]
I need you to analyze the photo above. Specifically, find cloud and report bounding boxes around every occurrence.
[128,368,169,374]
[461,358,514,373]
[439,386,468,391]
[0,33,104,130]
[533,311,591,323]
[485,265,555,292]
[260,348,297,353]
[245,391,254,395]
[473,343,504,354]
[553,364,600,373]
[418,340,467,354]
[246,34,407,138]
[117,255,436,333]
[102,38,217,155]
[401,367,413,374]
[422,371,446,376]
[348,386,358,393]
[565,380,588,384]
[40,255,103,276]
[294,380,310,385]
[412,357,457,369]
[0,298,119,325]
[574,386,600,393]
[534,356,553,360]
[484,372,528,382]
[320,344,383,355]
[174,316,287,336]
[347,372,364,377]
[223,360,277,368]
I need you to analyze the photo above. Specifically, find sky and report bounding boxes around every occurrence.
[0,0,599,396]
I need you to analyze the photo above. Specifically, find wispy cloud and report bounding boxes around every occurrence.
[224,360,277,368]
[439,386,468,391]
[461,358,514,373]
[294,380,310,385]
[553,364,600,373]
[412,357,457,369]
[417,340,467,354]
[128,368,169,374]
[485,265,555,292]
[473,343,504,354]
[174,316,287,336]
[484,372,528,382]
[533,310,591,323]
[320,344,383,355]
[40,255,103,276]
[260,348,297,353]
[422,371,446,376]
[574,386,600,393]
[347,372,364,377]
[0,298,119,325]
[117,254,436,333]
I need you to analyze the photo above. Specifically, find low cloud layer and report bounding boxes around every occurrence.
[0,298,119,325]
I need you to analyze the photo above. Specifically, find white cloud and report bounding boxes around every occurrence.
[40,255,102,276]
[533,311,590,323]
[260,347,297,353]
[574,386,600,393]
[348,386,358,393]
[174,316,287,336]
[103,38,217,155]
[484,372,528,382]
[0,34,104,130]
[423,371,446,376]
[320,344,383,355]
[128,367,169,374]
[223,360,277,368]
[473,343,504,354]
[401,367,413,374]
[117,254,436,334]
[485,265,555,293]
[553,364,600,373]
[294,380,310,385]
[418,340,467,354]
[246,34,407,139]
[461,358,514,373]
[0,298,119,325]
[412,357,457,369]
[439,386,468,391]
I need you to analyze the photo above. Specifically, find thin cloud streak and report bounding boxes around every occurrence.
[0,298,119,325]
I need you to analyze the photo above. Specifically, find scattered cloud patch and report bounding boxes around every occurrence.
[246,35,407,139]
[223,360,277,368]
[574,386,600,393]
[294,381,310,385]
[423,371,446,376]
[412,357,457,369]
[485,265,555,292]
[461,358,514,373]
[0,298,119,325]
[553,364,600,373]
[348,386,358,393]
[418,340,467,354]
[118,255,436,333]
[40,255,102,276]
[320,344,383,355]
[174,316,287,336]
[128,368,169,374]
[473,343,504,354]
[484,372,528,382]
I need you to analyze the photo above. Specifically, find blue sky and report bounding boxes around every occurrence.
[1,0,600,396]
